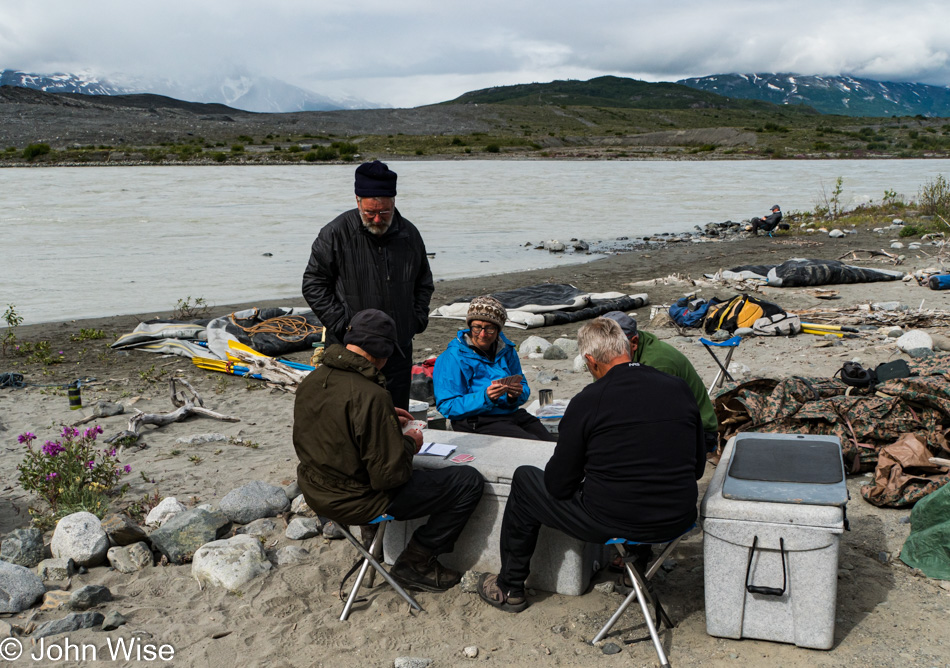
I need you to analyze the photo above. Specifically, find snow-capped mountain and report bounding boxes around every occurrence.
[677,73,950,117]
[0,69,380,112]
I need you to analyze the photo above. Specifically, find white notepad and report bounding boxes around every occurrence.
[417,442,457,457]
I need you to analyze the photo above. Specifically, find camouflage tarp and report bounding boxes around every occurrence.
[860,433,950,508]
[713,354,950,481]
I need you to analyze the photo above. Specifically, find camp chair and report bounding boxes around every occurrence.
[592,524,696,668]
[699,336,742,395]
[336,515,423,621]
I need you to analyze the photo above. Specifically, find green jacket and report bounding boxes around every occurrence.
[633,330,718,434]
[293,344,416,525]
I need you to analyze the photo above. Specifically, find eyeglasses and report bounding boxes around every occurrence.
[470,325,497,335]
[360,207,392,220]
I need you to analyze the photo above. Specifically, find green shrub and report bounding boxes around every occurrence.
[899,225,921,238]
[287,145,303,153]
[212,152,227,162]
[331,141,359,156]
[230,144,244,153]
[22,143,51,160]
[485,144,501,153]
[919,174,950,216]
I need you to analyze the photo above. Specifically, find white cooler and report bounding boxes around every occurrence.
[700,432,849,650]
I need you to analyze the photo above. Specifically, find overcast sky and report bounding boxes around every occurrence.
[2,0,949,108]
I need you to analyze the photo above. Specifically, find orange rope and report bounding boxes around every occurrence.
[229,314,323,342]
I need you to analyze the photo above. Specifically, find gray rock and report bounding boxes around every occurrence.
[219,480,290,524]
[878,551,891,564]
[286,517,320,540]
[535,370,558,385]
[291,494,316,517]
[145,497,187,527]
[931,333,950,351]
[93,400,125,417]
[102,611,128,631]
[394,658,433,668]
[107,542,153,573]
[906,347,935,359]
[572,240,589,251]
[322,521,345,540]
[897,329,934,353]
[594,581,615,594]
[661,558,678,572]
[69,584,112,610]
[192,534,272,592]
[283,480,301,500]
[275,546,311,565]
[519,336,551,356]
[542,345,568,360]
[0,559,46,613]
[101,514,148,547]
[828,229,845,238]
[236,518,279,537]
[573,354,587,373]
[711,329,731,342]
[33,612,104,639]
[542,240,564,252]
[174,433,227,445]
[149,508,232,564]
[51,512,109,567]
[890,242,905,249]
[734,327,754,337]
[0,527,45,567]
[36,558,76,580]
[601,643,622,655]
[552,338,579,356]
[882,326,904,338]
[463,646,479,659]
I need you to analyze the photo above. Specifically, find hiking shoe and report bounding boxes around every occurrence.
[390,540,461,592]
[477,573,528,613]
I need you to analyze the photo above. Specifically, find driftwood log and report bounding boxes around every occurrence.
[105,378,239,445]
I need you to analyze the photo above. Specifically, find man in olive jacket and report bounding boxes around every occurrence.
[293,309,483,592]
[301,160,433,409]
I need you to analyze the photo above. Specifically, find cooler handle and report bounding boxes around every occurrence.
[744,535,787,597]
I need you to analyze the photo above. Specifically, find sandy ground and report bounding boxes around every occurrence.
[2,232,950,667]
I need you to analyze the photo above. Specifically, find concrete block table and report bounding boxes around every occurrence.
[382,430,606,596]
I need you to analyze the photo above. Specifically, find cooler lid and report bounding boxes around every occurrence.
[722,433,848,506]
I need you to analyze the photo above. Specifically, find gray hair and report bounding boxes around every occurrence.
[577,317,630,363]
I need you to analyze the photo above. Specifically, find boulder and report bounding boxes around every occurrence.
[828,229,845,238]
[51,512,109,567]
[33,612,104,639]
[101,514,148,547]
[40,589,71,611]
[145,497,187,527]
[0,559,46,613]
[36,558,76,580]
[93,400,125,417]
[192,535,272,592]
[896,330,933,353]
[219,481,290,524]
[552,338,579,356]
[290,494,316,517]
[573,354,587,374]
[236,518,279,537]
[107,542,154,574]
[285,517,320,540]
[519,336,551,356]
[102,611,127,631]
[69,584,112,610]
[0,527,45,567]
[149,508,231,564]
[542,345,568,360]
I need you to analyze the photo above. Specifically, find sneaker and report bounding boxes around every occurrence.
[477,573,528,613]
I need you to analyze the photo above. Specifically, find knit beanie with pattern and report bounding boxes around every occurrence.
[466,296,507,330]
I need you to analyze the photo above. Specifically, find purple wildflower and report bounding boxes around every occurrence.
[61,425,79,439]
[42,441,64,457]
[17,432,36,444]
[108,448,117,457]
[123,465,131,474]
[87,460,95,470]
[45,472,58,481]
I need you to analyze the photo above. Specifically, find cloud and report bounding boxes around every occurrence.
[1,0,949,107]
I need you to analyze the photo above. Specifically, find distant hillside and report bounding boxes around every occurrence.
[678,73,950,117]
[445,75,813,113]
[0,68,379,113]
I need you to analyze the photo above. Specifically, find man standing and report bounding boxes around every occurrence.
[294,309,483,592]
[603,311,719,454]
[302,160,434,409]
[749,204,783,236]
[477,318,705,612]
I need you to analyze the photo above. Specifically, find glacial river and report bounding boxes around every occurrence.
[2,159,949,325]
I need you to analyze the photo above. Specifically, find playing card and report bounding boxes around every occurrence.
[451,453,475,463]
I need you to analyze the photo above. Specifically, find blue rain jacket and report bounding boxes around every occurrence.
[434,330,531,420]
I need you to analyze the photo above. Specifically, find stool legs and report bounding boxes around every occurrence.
[338,522,423,621]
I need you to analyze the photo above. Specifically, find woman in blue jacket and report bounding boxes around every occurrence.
[434,296,556,441]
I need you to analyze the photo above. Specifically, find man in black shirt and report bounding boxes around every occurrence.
[477,317,706,612]
[750,204,783,235]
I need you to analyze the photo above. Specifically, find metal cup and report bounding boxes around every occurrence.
[539,389,554,407]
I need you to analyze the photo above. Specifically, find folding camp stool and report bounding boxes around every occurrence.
[699,336,742,396]
[336,514,423,621]
[592,524,696,668]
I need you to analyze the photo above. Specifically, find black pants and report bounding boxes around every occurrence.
[497,466,689,594]
[385,465,484,555]
[451,408,558,442]
[382,345,412,410]
[750,217,777,235]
